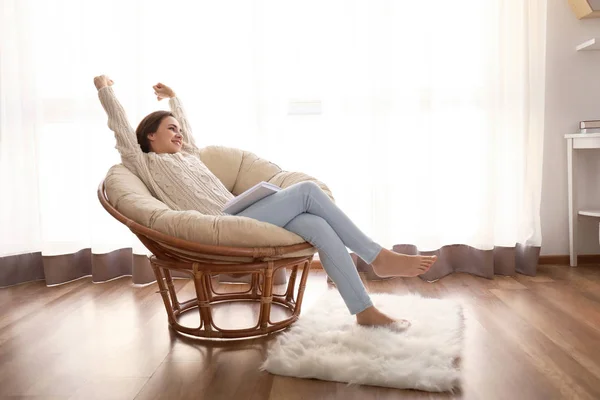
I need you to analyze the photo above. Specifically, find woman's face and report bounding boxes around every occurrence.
[148,116,183,154]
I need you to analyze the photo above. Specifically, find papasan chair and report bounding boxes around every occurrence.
[98,145,334,339]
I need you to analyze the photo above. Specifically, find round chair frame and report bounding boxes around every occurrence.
[98,181,314,339]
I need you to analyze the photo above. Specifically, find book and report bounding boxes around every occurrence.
[579,128,600,134]
[580,120,600,129]
[223,181,281,215]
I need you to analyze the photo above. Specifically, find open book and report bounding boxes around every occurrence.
[223,181,281,215]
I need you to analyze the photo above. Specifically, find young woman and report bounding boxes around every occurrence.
[94,75,437,330]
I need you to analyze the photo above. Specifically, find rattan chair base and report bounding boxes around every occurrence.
[151,255,313,339]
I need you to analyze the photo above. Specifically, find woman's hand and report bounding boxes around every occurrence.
[153,83,176,101]
[94,75,114,90]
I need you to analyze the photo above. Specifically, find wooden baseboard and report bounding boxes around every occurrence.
[295,255,600,271]
[538,254,600,265]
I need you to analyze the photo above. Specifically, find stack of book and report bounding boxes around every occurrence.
[579,120,600,133]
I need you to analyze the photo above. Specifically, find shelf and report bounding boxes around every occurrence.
[576,38,600,51]
[578,210,600,217]
[565,132,600,138]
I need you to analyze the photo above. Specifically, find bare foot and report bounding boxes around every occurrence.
[371,249,437,278]
[356,306,410,330]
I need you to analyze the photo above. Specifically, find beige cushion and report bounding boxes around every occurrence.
[104,146,334,258]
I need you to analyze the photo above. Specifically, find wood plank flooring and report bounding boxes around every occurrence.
[1,264,600,399]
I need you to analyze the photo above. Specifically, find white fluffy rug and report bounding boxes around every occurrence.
[262,290,464,392]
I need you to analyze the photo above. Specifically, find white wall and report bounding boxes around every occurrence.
[542,0,600,255]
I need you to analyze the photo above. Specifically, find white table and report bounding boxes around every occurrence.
[565,132,600,266]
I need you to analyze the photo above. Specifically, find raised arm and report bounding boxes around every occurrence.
[153,82,198,149]
[94,76,140,156]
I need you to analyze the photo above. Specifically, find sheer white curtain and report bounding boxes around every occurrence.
[0,0,546,262]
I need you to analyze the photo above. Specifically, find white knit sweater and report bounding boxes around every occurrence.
[98,86,234,215]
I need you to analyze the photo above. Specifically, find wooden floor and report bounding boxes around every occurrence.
[1,264,600,400]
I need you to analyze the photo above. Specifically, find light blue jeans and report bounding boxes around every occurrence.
[235,181,382,315]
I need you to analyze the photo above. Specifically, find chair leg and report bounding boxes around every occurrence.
[163,268,180,312]
[152,263,176,325]
[285,266,298,303]
[251,272,259,297]
[259,262,274,330]
[202,273,213,302]
[293,259,312,316]
[193,270,214,335]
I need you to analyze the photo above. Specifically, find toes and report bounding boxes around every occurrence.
[389,320,411,333]
[397,319,411,327]
[419,255,437,267]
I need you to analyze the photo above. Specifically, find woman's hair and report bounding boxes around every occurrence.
[135,110,174,153]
